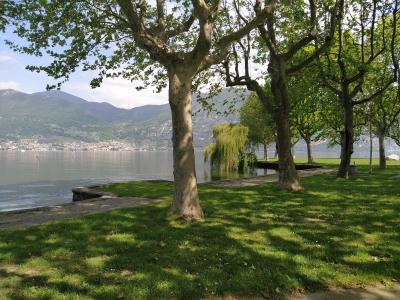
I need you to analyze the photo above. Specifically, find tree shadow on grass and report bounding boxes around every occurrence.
[0,169,399,299]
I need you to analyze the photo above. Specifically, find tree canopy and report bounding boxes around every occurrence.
[240,93,275,158]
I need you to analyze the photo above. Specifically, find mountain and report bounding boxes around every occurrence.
[0,89,110,142]
[32,90,171,123]
[0,88,247,148]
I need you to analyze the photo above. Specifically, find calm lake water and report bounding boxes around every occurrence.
[0,151,272,212]
[1,141,397,212]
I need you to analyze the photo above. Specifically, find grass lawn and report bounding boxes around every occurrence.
[0,160,399,299]
[261,157,396,166]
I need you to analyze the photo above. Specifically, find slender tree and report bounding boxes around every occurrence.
[240,93,275,160]
[366,7,400,169]
[319,93,366,157]
[368,82,400,169]
[223,0,341,190]
[390,116,400,147]
[5,0,269,220]
[388,2,400,148]
[289,67,325,164]
[318,0,398,178]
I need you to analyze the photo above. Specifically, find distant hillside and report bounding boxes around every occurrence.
[0,89,248,148]
[32,91,171,123]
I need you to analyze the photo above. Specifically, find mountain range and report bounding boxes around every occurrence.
[0,88,247,149]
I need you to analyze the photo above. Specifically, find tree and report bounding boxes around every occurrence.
[367,72,400,169]
[204,123,252,172]
[0,2,7,32]
[223,0,341,190]
[390,115,400,147]
[365,7,400,169]
[318,0,398,178]
[240,93,275,160]
[5,0,268,220]
[289,66,325,164]
[388,4,400,149]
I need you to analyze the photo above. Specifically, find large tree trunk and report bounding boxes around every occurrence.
[338,99,354,178]
[263,143,268,160]
[168,71,203,220]
[378,132,386,169]
[275,114,302,190]
[305,139,314,164]
[269,58,302,190]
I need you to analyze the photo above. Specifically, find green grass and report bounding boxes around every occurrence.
[261,157,400,166]
[0,161,399,299]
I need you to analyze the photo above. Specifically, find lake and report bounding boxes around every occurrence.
[1,141,397,212]
[0,151,273,212]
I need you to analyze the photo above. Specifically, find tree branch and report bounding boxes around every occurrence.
[353,80,392,106]
[156,0,166,31]
[165,15,195,39]
[197,6,268,71]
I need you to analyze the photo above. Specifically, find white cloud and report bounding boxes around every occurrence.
[0,55,15,63]
[0,48,169,108]
[0,81,20,90]
[65,77,168,109]
[0,53,22,67]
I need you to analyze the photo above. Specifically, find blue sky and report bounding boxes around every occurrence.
[0,31,168,109]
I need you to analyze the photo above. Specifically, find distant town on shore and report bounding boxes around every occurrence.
[0,139,166,152]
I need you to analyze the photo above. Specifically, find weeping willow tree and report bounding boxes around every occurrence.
[204,124,254,172]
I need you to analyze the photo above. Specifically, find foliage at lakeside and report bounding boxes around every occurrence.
[204,123,255,172]
[0,160,399,299]
[239,93,276,159]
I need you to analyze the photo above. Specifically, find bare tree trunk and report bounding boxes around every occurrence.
[275,113,302,190]
[378,132,386,169]
[306,139,314,164]
[263,143,268,160]
[338,100,354,178]
[169,71,203,220]
[269,58,302,190]
[274,143,278,159]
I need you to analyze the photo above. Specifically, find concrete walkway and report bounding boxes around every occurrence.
[211,168,336,187]
[0,196,160,230]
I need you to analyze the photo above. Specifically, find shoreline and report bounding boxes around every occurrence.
[0,196,160,230]
[0,167,336,220]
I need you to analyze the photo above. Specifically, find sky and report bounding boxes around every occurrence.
[0,31,168,109]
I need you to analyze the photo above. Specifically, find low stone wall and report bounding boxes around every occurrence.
[72,186,115,202]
